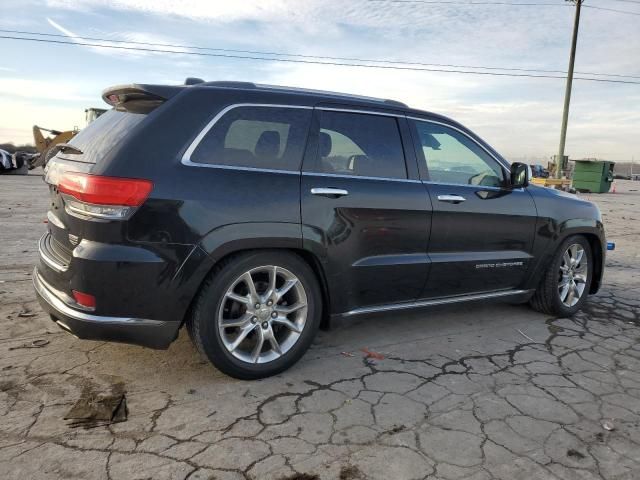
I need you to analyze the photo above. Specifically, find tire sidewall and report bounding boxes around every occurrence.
[550,236,593,316]
[196,251,322,378]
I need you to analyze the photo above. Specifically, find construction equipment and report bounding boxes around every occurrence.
[28,108,107,169]
[29,125,79,169]
[530,177,572,189]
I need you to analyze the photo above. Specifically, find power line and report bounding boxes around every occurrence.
[583,4,640,14]
[368,1,567,5]
[1,35,639,85]
[600,0,640,4]
[371,0,640,15]
[1,28,639,81]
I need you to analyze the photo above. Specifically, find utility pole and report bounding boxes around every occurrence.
[556,0,583,179]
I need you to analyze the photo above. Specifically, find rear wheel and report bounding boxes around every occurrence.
[187,251,321,379]
[530,235,592,317]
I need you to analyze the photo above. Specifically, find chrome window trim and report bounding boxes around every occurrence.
[406,116,511,174]
[303,171,420,184]
[181,103,313,167]
[181,162,300,176]
[181,103,511,187]
[422,180,524,192]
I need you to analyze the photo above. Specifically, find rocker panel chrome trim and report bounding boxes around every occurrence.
[343,289,533,317]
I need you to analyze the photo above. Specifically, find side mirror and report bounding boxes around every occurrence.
[510,162,530,188]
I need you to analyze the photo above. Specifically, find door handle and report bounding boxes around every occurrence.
[311,187,349,198]
[437,194,466,203]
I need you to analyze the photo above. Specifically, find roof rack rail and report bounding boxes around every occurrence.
[383,99,408,107]
[201,81,257,88]
[195,80,409,107]
[254,84,408,108]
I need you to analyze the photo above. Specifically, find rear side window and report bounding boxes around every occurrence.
[60,110,146,164]
[312,111,407,179]
[190,106,312,171]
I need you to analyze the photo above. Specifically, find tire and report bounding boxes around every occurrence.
[187,250,322,379]
[530,235,593,317]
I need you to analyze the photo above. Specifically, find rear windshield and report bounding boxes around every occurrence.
[59,110,145,163]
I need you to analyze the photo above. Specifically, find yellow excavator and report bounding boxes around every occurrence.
[28,108,106,169]
[30,125,79,169]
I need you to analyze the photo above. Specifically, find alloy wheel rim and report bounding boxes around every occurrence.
[558,243,588,307]
[218,265,308,364]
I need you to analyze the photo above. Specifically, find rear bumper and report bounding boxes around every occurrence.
[33,267,179,349]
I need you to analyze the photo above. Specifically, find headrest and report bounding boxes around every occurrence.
[318,132,332,157]
[255,131,280,158]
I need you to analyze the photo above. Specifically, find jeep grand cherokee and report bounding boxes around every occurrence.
[34,80,605,379]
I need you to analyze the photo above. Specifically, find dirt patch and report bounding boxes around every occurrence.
[546,320,565,335]
[278,474,320,480]
[64,382,128,428]
[340,465,365,480]
[0,380,17,392]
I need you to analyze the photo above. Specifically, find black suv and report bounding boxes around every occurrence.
[34,80,605,379]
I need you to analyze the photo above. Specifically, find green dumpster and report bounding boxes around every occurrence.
[572,160,615,193]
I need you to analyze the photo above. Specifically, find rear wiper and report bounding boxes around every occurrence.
[52,143,83,155]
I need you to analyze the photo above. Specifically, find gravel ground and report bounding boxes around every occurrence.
[1,172,639,480]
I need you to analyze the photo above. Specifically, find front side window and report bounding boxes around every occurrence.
[190,106,311,171]
[412,120,505,188]
[313,110,407,179]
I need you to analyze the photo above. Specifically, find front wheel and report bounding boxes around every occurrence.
[530,235,593,317]
[187,251,322,379]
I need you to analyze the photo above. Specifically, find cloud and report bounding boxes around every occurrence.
[0,97,85,144]
[3,0,635,158]
[0,76,97,103]
[46,17,192,58]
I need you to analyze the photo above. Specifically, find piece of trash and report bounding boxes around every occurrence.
[18,311,37,318]
[389,425,406,434]
[566,448,586,460]
[361,348,384,360]
[64,383,128,428]
[9,339,50,350]
[516,329,536,343]
[341,351,355,357]
[602,420,615,431]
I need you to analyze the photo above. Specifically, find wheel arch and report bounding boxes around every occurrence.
[180,244,332,330]
[526,224,605,296]
[549,229,604,295]
[581,232,604,294]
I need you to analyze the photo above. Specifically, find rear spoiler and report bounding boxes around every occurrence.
[102,84,184,114]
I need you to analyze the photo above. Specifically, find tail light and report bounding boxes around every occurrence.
[58,172,153,220]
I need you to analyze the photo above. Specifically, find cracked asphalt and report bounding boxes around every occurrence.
[1,173,639,480]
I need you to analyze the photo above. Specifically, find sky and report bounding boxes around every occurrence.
[0,0,638,162]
